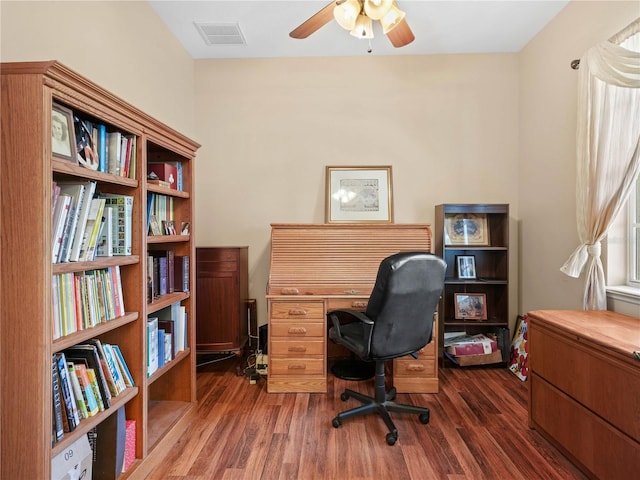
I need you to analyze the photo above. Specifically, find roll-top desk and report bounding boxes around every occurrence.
[266,223,437,394]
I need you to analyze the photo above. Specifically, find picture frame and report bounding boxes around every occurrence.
[444,213,489,246]
[456,255,477,279]
[149,215,163,236]
[51,103,77,164]
[325,166,393,223]
[454,293,487,320]
[162,220,177,236]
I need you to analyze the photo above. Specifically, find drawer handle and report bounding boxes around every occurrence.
[288,309,308,316]
[288,364,306,370]
[406,364,425,372]
[281,288,300,295]
[344,289,360,295]
[352,301,367,308]
[288,327,307,335]
[288,346,307,353]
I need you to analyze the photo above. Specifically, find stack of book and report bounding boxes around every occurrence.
[443,333,502,366]
[52,340,135,446]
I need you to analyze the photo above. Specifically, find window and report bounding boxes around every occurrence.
[630,175,640,286]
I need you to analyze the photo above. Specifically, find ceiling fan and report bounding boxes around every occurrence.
[290,0,415,48]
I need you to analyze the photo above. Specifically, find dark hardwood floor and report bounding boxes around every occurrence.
[144,355,587,479]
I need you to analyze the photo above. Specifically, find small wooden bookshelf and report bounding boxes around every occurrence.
[0,61,200,479]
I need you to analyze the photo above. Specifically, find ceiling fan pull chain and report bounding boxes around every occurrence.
[368,39,373,54]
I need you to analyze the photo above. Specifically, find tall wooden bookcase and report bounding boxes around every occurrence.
[434,204,510,365]
[0,61,199,479]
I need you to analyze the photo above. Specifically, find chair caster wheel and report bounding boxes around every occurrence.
[386,433,397,446]
[332,417,342,428]
[419,412,430,424]
[340,392,349,402]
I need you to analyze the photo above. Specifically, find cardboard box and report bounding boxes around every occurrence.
[445,333,498,356]
[446,349,502,366]
[148,163,178,190]
[51,434,93,480]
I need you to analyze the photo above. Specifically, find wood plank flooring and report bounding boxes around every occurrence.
[144,356,587,479]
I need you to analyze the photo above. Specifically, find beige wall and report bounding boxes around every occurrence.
[0,0,196,138]
[519,1,640,316]
[1,1,637,325]
[194,55,521,326]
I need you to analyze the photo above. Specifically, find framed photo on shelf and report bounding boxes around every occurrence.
[444,213,489,246]
[454,293,487,320]
[325,166,393,223]
[162,220,177,235]
[149,215,162,236]
[51,103,77,164]
[456,255,476,279]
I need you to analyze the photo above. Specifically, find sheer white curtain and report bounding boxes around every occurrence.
[560,18,640,310]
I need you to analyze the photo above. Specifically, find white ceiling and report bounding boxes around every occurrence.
[148,0,570,59]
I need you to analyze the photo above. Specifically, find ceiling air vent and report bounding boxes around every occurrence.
[194,22,246,46]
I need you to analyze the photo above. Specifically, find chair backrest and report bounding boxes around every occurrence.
[365,252,446,360]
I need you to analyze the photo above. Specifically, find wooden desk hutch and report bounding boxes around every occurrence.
[266,223,438,394]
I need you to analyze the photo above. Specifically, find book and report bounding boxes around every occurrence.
[67,363,89,419]
[103,343,127,393]
[81,198,106,261]
[157,320,176,358]
[174,255,189,292]
[164,333,173,363]
[110,345,135,388]
[65,344,111,408]
[98,123,107,172]
[68,181,97,262]
[52,194,71,263]
[147,318,159,377]
[96,205,114,256]
[55,352,79,431]
[73,363,100,417]
[57,183,86,263]
[123,420,136,473]
[158,329,165,369]
[86,368,105,412]
[52,356,65,444]
[99,194,134,255]
[107,131,122,176]
[85,339,123,397]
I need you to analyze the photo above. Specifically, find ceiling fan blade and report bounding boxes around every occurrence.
[386,19,415,48]
[290,2,337,39]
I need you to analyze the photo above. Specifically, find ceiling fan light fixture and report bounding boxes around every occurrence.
[363,0,394,20]
[334,0,362,31]
[350,13,374,39]
[380,3,406,34]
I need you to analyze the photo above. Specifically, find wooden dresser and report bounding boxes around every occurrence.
[528,310,640,479]
[266,223,437,394]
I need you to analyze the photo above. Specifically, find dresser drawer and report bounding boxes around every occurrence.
[270,301,324,319]
[197,248,238,262]
[530,325,640,441]
[271,339,325,356]
[270,357,325,376]
[270,320,325,339]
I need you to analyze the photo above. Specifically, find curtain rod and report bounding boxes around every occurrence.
[571,16,640,70]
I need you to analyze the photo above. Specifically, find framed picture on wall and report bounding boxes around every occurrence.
[456,255,477,279]
[325,166,393,223]
[51,103,77,164]
[454,293,487,320]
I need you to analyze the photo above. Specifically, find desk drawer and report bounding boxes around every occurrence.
[271,339,325,356]
[327,298,369,311]
[270,301,324,319]
[270,357,325,376]
[270,321,325,338]
[394,345,436,378]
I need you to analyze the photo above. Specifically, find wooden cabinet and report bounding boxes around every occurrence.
[195,247,249,354]
[434,204,510,365]
[0,61,199,479]
[528,310,640,479]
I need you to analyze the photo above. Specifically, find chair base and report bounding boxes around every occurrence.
[331,360,430,445]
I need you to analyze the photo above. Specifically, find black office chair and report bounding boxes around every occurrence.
[328,251,446,445]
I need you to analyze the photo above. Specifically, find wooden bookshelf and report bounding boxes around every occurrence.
[0,61,199,479]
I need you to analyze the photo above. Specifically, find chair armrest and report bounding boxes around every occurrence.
[328,309,373,339]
